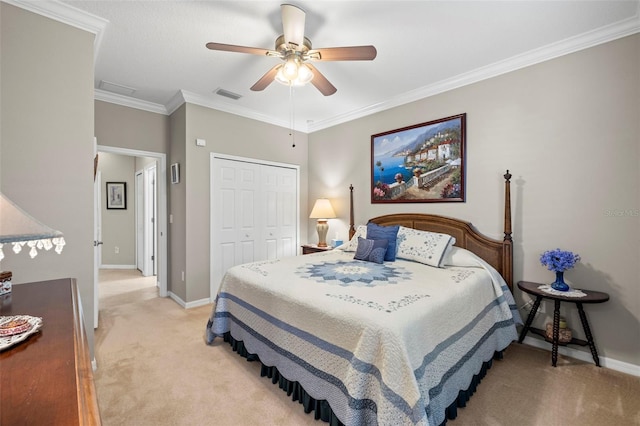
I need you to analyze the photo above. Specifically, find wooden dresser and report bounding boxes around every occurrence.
[0,278,101,425]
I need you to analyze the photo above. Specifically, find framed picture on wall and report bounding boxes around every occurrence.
[371,113,466,203]
[171,163,180,184]
[106,182,126,209]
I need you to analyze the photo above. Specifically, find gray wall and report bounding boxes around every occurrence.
[168,103,309,303]
[308,34,640,367]
[98,152,136,266]
[0,4,96,353]
[95,101,169,153]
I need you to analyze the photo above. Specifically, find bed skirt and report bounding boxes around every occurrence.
[222,332,503,426]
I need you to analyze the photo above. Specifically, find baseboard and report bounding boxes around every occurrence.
[523,336,640,377]
[168,291,186,307]
[185,298,211,309]
[167,291,210,309]
[100,264,136,270]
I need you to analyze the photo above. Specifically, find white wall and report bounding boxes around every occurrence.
[308,34,640,368]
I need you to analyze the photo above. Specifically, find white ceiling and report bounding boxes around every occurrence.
[11,0,640,132]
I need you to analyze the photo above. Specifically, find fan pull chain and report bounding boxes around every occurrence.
[289,84,295,147]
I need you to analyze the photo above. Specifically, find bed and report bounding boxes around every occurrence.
[206,171,520,426]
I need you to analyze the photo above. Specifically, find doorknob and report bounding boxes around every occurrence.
[93,241,103,247]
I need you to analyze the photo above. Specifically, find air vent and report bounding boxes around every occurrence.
[214,88,242,100]
[99,80,136,96]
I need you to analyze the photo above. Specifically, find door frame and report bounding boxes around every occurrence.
[97,145,168,298]
[209,152,300,302]
[135,170,144,272]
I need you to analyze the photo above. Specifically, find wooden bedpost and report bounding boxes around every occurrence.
[349,184,355,240]
[503,170,513,289]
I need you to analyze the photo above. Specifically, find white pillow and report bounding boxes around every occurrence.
[443,246,482,267]
[396,226,456,268]
[335,225,367,252]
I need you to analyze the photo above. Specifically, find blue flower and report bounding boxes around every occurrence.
[540,249,581,272]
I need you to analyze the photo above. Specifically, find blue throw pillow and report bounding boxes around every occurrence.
[354,237,388,264]
[366,223,400,261]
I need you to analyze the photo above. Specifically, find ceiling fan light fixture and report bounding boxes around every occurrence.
[275,61,313,87]
[282,57,299,80]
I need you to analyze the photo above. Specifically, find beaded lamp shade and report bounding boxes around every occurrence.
[0,192,65,261]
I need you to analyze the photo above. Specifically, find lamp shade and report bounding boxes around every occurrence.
[0,192,65,260]
[309,198,336,219]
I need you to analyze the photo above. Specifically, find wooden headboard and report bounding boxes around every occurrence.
[349,171,513,290]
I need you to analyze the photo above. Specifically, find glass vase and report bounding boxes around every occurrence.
[551,271,570,291]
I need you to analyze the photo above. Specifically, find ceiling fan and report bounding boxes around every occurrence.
[206,3,377,96]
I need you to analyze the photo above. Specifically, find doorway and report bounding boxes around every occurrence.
[94,145,168,328]
[135,164,157,277]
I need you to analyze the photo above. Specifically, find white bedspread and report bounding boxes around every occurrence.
[206,248,520,426]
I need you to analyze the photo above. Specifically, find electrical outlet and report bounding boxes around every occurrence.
[115,246,119,254]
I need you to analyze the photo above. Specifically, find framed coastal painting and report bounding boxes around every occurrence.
[106,182,126,209]
[371,113,466,203]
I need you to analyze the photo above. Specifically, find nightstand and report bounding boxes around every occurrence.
[301,244,333,255]
[517,280,609,367]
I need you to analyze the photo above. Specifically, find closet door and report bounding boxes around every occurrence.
[262,165,297,259]
[211,155,299,297]
[211,158,261,292]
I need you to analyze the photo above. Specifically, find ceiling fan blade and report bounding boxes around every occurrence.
[306,64,337,96]
[281,4,306,49]
[310,46,377,61]
[206,42,272,56]
[250,65,281,92]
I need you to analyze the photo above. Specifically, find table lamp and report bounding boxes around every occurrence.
[0,192,66,293]
[309,198,336,248]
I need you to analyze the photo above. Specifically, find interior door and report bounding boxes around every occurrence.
[211,158,260,294]
[145,165,157,278]
[261,165,297,259]
[93,170,102,329]
[135,171,144,272]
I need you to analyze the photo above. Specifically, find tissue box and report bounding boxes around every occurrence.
[331,239,343,248]
[0,271,12,295]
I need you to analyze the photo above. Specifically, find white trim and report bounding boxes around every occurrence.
[99,264,136,270]
[95,89,168,115]
[167,292,209,309]
[307,13,640,132]
[97,145,168,298]
[523,337,640,377]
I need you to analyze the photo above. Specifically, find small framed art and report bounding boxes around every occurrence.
[106,182,126,209]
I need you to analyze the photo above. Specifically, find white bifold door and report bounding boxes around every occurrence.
[210,155,299,298]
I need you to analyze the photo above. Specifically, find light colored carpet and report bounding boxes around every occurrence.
[94,270,640,426]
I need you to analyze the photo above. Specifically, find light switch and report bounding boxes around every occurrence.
[196,138,206,147]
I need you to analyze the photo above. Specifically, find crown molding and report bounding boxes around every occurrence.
[95,89,169,115]
[2,0,108,61]
[176,90,307,132]
[8,0,638,134]
[307,10,640,133]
